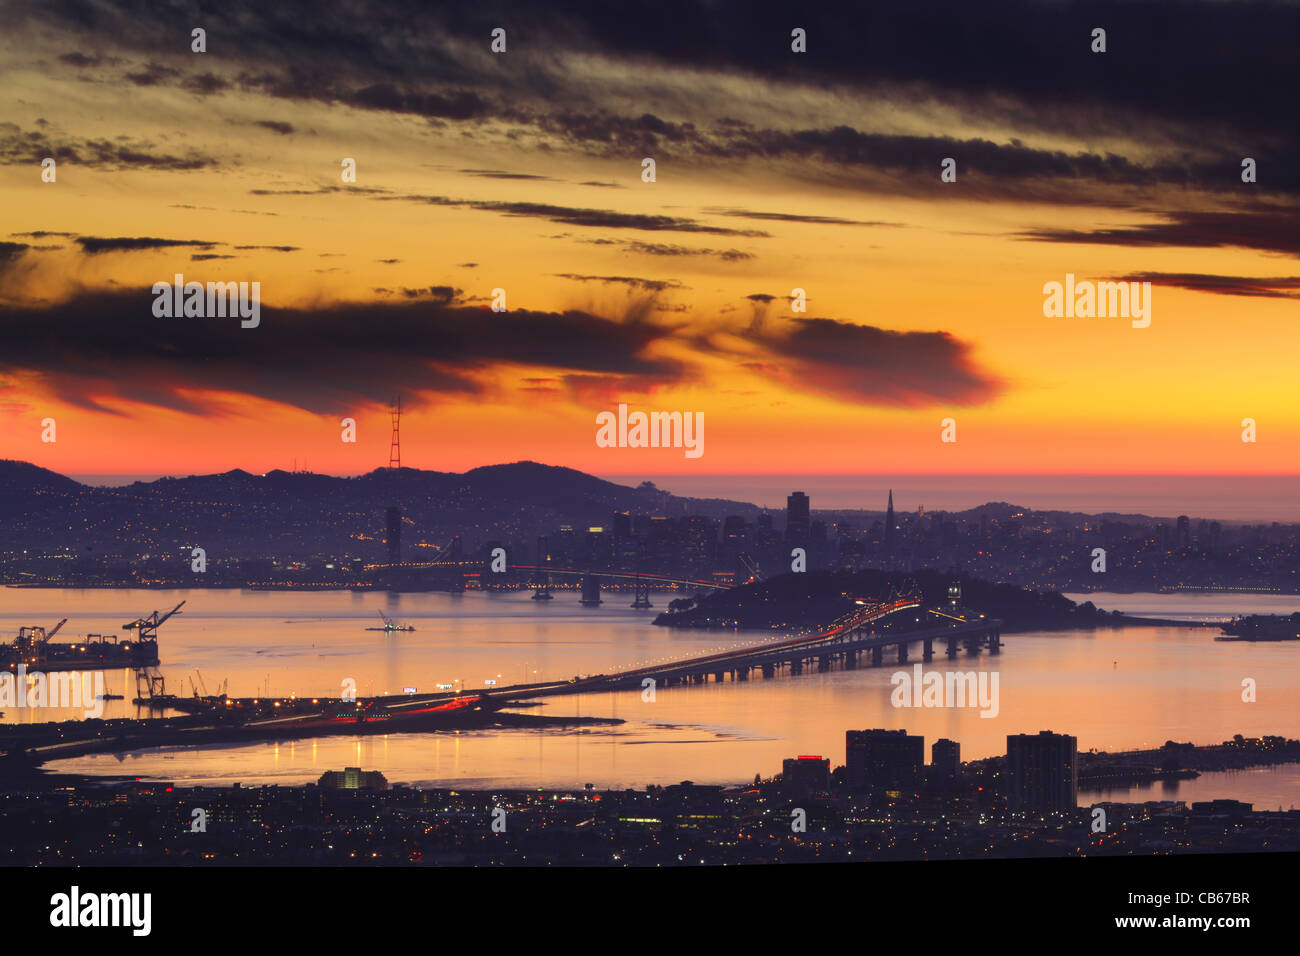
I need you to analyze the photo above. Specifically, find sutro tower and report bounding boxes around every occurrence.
[388,396,401,470]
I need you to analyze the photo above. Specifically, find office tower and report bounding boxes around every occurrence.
[932,738,960,779]
[786,491,810,540]
[782,755,830,791]
[612,510,632,540]
[385,506,402,564]
[1176,515,1191,549]
[884,489,895,555]
[845,729,924,789]
[757,512,773,532]
[1006,731,1078,812]
[318,767,389,790]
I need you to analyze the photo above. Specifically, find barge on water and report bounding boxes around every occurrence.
[0,602,183,672]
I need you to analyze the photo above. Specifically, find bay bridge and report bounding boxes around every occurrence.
[214,584,1003,733]
[361,556,744,606]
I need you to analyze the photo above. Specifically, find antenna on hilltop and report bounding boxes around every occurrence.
[388,396,401,470]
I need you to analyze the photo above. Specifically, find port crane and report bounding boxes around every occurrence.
[122,601,186,643]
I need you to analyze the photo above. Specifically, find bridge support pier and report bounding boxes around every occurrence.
[845,649,857,670]
[736,668,748,681]
[898,642,908,663]
[947,637,959,659]
[714,671,726,683]
[871,646,883,666]
[762,664,774,679]
[817,656,829,672]
[988,628,1000,653]
[923,638,934,662]
[790,659,803,676]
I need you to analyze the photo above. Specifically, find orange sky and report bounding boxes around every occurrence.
[2,9,1298,478]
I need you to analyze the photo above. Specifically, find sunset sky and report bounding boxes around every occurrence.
[2,1,1298,479]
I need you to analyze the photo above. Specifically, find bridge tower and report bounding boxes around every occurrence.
[580,573,603,606]
[631,543,653,608]
[532,535,554,600]
[631,574,653,609]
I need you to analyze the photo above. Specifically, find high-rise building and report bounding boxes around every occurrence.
[932,738,961,779]
[786,492,810,540]
[781,755,830,791]
[846,729,924,790]
[1006,731,1077,812]
[884,489,896,555]
[1176,515,1191,549]
[385,506,402,564]
[318,767,389,790]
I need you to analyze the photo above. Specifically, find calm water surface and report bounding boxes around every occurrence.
[3,588,1296,802]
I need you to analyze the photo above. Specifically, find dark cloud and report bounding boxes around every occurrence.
[123,63,180,86]
[75,237,219,254]
[740,317,1003,408]
[587,239,755,261]
[10,231,77,238]
[1115,272,1300,299]
[1020,210,1300,258]
[184,73,230,94]
[253,120,294,135]
[710,208,902,227]
[233,245,300,252]
[190,253,238,261]
[460,169,555,181]
[553,274,683,292]
[25,1,1300,200]
[0,290,691,415]
[397,286,461,303]
[58,52,105,67]
[375,194,769,236]
[0,123,217,171]
[0,242,31,260]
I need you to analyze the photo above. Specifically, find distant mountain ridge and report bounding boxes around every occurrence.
[0,459,762,560]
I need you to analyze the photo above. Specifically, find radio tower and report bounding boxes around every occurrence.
[388,396,401,470]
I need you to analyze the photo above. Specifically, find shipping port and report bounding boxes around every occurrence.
[0,601,183,672]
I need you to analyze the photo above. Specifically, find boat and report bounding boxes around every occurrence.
[0,602,184,673]
[364,611,415,633]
